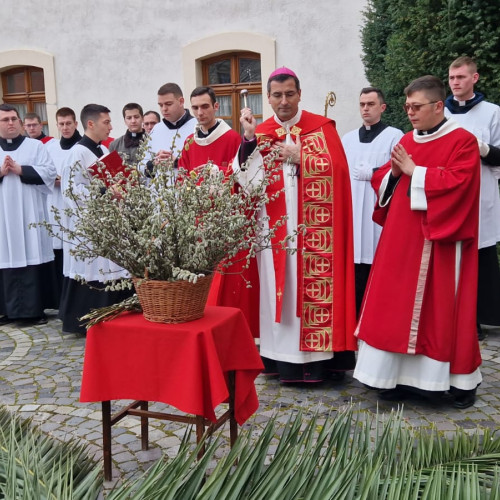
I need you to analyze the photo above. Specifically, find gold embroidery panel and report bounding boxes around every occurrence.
[300,131,335,352]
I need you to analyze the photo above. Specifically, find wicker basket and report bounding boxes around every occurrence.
[132,274,213,323]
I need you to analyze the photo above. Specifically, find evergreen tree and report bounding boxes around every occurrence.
[361,0,500,131]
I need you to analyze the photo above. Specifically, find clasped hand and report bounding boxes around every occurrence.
[391,144,415,177]
[1,155,22,177]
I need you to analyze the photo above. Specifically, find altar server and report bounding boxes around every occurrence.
[0,104,58,325]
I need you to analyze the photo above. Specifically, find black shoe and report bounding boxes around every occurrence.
[330,371,346,382]
[379,388,410,401]
[261,357,279,376]
[0,316,14,326]
[453,391,476,409]
[477,324,486,341]
[16,314,48,326]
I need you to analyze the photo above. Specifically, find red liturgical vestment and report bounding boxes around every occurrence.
[238,110,357,360]
[178,121,260,337]
[356,122,482,377]
[178,121,241,173]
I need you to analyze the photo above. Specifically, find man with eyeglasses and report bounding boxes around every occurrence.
[0,104,58,326]
[444,56,500,341]
[143,110,160,135]
[23,112,54,144]
[236,67,357,384]
[353,75,482,409]
[342,87,403,316]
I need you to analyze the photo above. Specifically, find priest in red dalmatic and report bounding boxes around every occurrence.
[353,75,482,409]
[236,67,357,383]
[178,86,260,338]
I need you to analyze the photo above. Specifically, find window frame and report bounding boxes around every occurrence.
[1,66,49,131]
[202,52,262,133]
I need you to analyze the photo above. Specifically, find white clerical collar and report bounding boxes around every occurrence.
[453,94,475,106]
[194,119,231,147]
[413,119,460,143]
[273,110,302,130]
[7,139,13,143]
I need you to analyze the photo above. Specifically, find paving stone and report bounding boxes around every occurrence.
[115,433,140,445]
[113,450,137,463]
[1,315,500,490]
[19,404,40,412]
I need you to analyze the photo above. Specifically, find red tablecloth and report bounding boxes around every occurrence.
[80,306,264,424]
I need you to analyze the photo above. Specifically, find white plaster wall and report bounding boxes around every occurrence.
[1,0,368,138]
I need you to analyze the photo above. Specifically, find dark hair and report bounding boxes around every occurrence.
[56,107,76,121]
[0,104,20,118]
[404,75,446,102]
[144,110,160,121]
[360,86,386,105]
[190,86,216,105]
[23,112,42,123]
[267,73,301,93]
[80,104,111,130]
[157,83,183,97]
[122,102,144,118]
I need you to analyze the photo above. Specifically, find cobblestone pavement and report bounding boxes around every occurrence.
[1,310,499,493]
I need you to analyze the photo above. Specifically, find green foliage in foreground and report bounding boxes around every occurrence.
[2,404,499,499]
[108,406,500,500]
[0,407,101,500]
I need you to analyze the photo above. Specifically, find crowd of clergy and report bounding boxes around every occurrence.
[1,56,499,410]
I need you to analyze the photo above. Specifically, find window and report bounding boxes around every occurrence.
[202,52,263,133]
[1,66,49,134]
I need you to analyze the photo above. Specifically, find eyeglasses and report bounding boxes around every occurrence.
[24,123,41,128]
[403,101,438,113]
[0,117,20,123]
[270,91,298,100]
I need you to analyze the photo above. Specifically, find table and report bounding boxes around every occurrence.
[80,306,264,480]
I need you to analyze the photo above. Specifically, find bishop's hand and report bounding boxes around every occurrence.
[240,107,256,141]
[272,136,301,164]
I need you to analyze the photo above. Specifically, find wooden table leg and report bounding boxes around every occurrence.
[102,401,112,481]
[228,371,238,447]
[196,415,206,459]
[140,401,149,451]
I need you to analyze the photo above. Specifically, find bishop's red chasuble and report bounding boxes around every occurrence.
[256,111,357,353]
[356,125,482,374]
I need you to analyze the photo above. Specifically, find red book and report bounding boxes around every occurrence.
[88,150,129,187]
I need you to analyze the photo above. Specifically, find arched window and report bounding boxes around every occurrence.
[1,66,50,134]
[202,52,263,133]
